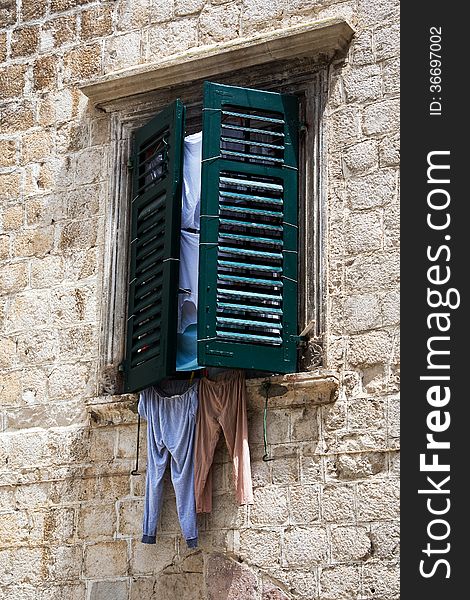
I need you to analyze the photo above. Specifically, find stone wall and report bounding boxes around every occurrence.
[0,1,399,599]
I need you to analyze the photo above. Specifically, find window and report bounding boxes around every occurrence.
[123,82,300,393]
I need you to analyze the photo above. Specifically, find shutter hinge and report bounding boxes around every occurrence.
[118,363,125,372]
[300,123,308,133]
[127,159,134,170]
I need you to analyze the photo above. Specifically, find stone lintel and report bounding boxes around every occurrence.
[80,18,354,109]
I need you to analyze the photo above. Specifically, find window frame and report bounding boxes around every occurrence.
[97,60,329,395]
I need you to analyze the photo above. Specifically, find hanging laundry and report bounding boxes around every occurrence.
[138,381,198,548]
[176,131,202,372]
[194,370,254,513]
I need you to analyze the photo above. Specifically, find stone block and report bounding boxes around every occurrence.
[0,1,16,29]
[88,580,129,600]
[147,18,198,59]
[348,330,393,367]
[329,107,362,146]
[84,541,129,578]
[290,406,319,442]
[0,140,17,168]
[379,132,399,167]
[78,503,117,539]
[370,521,400,559]
[30,255,64,288]
[48,362,92,399]
[81,6,113,39]
[283,527,328,566]
[206,552,259,600]
[343,64,382,103]
[321,484,355,522]
[345,207,382,254]
[11,25,39,57]
[352,29,375,65]
[13,227,54,258]
[346,169,397,210]
[319,565,360,600]
[21,0,47,21]
[262,582,289,600]
[0,370,21,406]
[348,397,385,430]
[357,0,399,26]
[343,293,382,333]
[50,0,90,13]
[289,484,320,524]
[21,131,54,164]
[117,0,150,30]
[382,57,399,96]
[0,173,21,200]
[199,4,241,44]
[33,55,58,91]
[41,14,76,51]
[387,395,399,439]
[0,262,28,295]
[89,427,116,462]
[1,102,35,134]
[154,571,204,600]
[357,480,400,521]
[334,451,387,480]
[250,486,288,526]
[363,99,399,136]
[375,23,400,61]
[331,525,371,561]
[342,139,379,176]
[362,563,399,598]
[104,31,142,73]
[175,0,203,16]
[118,499,144,537]
[206,493,247,529]
[239,529,281,567]
[130,537,177,575]
[149,0,174,23]
[241,0,286,33]
[346,253,399,293]
[50,285,96,324]
[63,44,101,82]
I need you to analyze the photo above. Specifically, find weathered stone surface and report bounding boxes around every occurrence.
[88,579,129,600]
[33,55,58,90]
[146,18,198,59]
[63,44,101,82]
[363,99,400,136]
[84,541,129,577]
[0,65,26,99]
[239,529,281,567]
[41,14,76,50]
[250,486,288,526]
[346,169,397,210]
[321,485,355,522]
[104,31,141,73]
[81,5,114,39]
[284,527,328,566]
[199,4,241,44]
[206,553,259,600]
[358,480,400,521]
[331,525,371,561]
[320,565,361,600]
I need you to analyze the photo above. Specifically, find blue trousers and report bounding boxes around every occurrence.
[138,382,198,548]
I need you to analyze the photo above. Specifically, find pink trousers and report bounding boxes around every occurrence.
[194,370,254,513]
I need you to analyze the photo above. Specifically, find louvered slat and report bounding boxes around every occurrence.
[124,100,185,392]
[198,82,299,373]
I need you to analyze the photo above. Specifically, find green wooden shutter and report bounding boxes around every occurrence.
[198,82,299,373]
[124,100,185,393]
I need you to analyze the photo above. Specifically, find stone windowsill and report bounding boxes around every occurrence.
[80,18,354,108]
